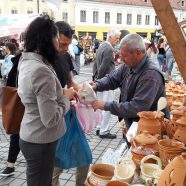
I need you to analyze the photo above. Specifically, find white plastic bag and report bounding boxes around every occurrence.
[79,81,96,105]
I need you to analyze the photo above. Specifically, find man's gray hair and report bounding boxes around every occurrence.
[120,33,146,53]
[107,28,121,40]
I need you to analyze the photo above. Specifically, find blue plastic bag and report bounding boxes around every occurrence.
[54,108,92,169]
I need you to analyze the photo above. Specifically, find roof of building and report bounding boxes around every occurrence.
[84,0,186,11]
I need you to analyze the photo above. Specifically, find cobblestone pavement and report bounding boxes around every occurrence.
[0,64,124,186]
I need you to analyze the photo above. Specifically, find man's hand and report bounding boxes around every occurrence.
[89,81,97,90]
[92,100,105,111]
[63,86,75,100]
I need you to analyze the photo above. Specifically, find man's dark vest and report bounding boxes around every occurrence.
[121,57,170,127]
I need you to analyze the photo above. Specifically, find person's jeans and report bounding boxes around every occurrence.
[96,90,114,135]
[166,59,174,75]
[52,165,89,186]
[19,139,57,186]
[8,134,20,163]
[158,54,165,71]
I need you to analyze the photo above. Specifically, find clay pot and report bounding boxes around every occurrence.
[137,111,164,137]
[131,146,156,168]
[158,139,184,168]
[170,101,183,111]
[177,94,184,103]
[106,181,129,186]
[166,92,173,108]
[89,164,114,186]
[162,118,173,138]
[171,109,184,134]
[158,153,186,186]
[174,114,186,145]
[132,131,159,153]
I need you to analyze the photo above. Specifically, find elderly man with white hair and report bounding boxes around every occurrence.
[93,28,121,139]
[91,34,169,141]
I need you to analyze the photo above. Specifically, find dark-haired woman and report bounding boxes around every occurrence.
[157,38,165,71]
[17,16,74,186]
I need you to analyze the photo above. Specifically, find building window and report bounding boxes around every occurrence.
[117,13,122,24]
[27,7,33,14]
[80,10,86,22]
[155,16,159,25]
[181,0,185,6]
[63,0,68,2]
[145,15,150,25]
[127,14,132,25]
[62,12,68,22]
[137,14,142,25]
[11,7,18,14]
[93,11,99,23]
[105,12,110,24]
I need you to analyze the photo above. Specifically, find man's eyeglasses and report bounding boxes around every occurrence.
[62,30,75,37]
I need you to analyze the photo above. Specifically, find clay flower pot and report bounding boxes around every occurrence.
[158,153,186,186]
[137,111,164,137]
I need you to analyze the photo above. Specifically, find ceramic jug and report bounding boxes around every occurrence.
[137,111,164,137]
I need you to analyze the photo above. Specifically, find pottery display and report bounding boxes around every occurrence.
[114,158,136,183]
[132,131,159,153]
[158,139,184,167]
[158,153,186,186]
[140,155,162,184]
[137,111,164,137]
[89,163,114,186]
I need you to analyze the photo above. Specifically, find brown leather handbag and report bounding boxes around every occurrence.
[2,86,24,134]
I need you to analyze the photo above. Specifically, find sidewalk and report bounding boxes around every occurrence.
[0,64,124,186]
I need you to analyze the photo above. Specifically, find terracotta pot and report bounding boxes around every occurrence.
[89,164,114,186]
[162,118,173,138]
[170,101,183,111]
[158,153,186,186]
[106,181,129,186]
[133,131,159,153]
[171,109,184,134]
[174,114,186,145]
[166,92,173,108]
[158,139,184,168]
[137,111,164,137]
[131,146,156,168]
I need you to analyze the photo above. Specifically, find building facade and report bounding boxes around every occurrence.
[75,0,186,40]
